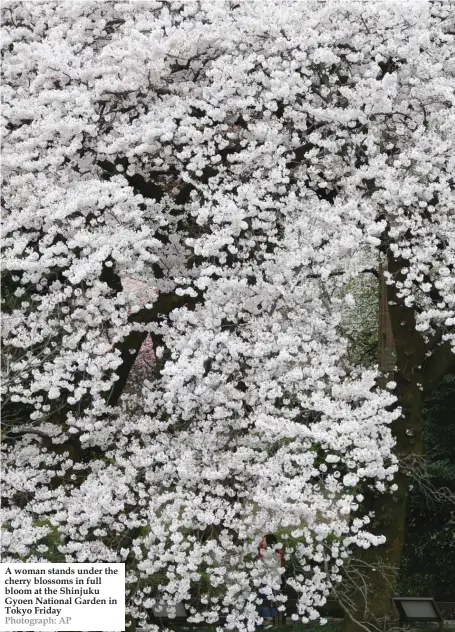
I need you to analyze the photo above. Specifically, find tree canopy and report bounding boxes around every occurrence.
[1,1,454,630]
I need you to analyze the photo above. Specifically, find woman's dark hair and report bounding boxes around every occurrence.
[264,533,277,546]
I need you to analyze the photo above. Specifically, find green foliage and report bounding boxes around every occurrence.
[340,276,379,369]
[29,520,65,562]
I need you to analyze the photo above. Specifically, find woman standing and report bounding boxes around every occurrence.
[258,534,284,629]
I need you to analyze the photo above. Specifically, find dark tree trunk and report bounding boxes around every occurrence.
[378,262,396,382]
[343,255,453,631]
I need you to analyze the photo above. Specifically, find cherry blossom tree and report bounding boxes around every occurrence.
[1,1,454,630]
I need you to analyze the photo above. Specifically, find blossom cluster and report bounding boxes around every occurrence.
[1,0,453,629]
